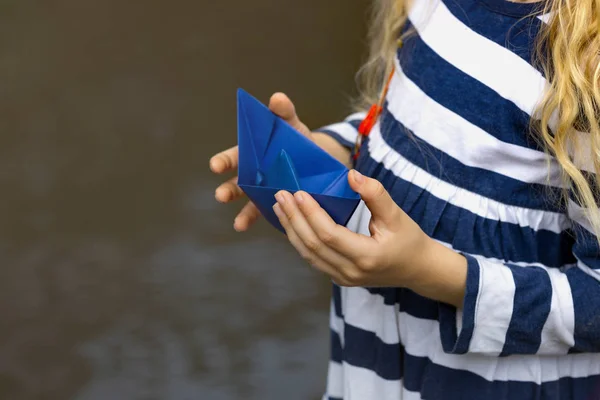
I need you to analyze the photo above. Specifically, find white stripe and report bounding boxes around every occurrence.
[538,268,575,354]
[321,121,359,143]
[345,112,367,122]
[330,312,422,400]
[388,61,564,187]
[577,260,600,282]
[400,311,600,383]
[366,125,571,233]
[330,300,345,347]
[318,112,366,144]
[351,202,573,270]
[409,0,547,116]
[537,12,552,24]
[567,200,595,234]
[331,310,343,335]
[469,258,515,355]
[345,200,369,232]
[570,130,597,174]
[400,386,423,400]
[326,361,344,399]
[345,287,401,345]
[339,286,600,383]
[341,362,403,400]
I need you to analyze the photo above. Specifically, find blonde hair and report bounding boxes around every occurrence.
[356,0,600,238]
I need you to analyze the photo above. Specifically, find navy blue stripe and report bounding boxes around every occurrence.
[397,31,543,151]
[365,287,440,320]
[568,190,600,209]
[332,321,600,399]
[327,397,343,400]
[331,329,343,363]
[439,254,480,354]
[440,0,545,70]
[568,171,600,207]
[356,151,576,268]
[317,128,354,149]
[406,352,600,400]
[333,284,343,318]
[378,107,563,212]
[571,226,600,272]
[343,323,403,381]
[567,267,600,352]
[501,265,552,355]
[347,119,362,130]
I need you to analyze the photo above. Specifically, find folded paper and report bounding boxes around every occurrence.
[237,88,361,233]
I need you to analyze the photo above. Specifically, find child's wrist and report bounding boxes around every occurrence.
[311,132,352,167]
[403,238,468,309]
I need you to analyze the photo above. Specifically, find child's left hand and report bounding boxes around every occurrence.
[272,169,435,289]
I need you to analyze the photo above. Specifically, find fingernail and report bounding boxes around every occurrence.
[211,158,224,173]
[215,188,225,202]
[353,170,364,185]
[233,217,242,231]
[275,192,286,204]
[295,192,304,203]
[273,203,283,217]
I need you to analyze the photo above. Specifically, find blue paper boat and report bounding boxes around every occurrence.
[237,88,361,233]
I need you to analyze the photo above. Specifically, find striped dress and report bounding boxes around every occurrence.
[317,0,600,398]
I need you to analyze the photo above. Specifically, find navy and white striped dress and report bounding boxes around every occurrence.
[318,0,600,398]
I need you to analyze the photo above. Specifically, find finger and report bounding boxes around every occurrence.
[209,146,239,174]
[349,170,404,232]
[292,190,375,260]
[274,191,354,268]
[234,202,262,232]
[215,177,244,203]
[268,93,312,137]
[274,203,348,283]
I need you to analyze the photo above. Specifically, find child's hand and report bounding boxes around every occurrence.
[209,93,314,232]
[271,170,434,288]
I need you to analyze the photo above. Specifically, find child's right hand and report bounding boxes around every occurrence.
[209,92,315,232]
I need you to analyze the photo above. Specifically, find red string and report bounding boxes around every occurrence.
[353,67,396,162]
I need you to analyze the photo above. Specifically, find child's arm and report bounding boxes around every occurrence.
[272,169,600,356]
[312,133,353,168]
[431,150,600,356]
[311,112,367,168]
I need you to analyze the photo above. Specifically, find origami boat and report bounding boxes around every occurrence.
[237,88,361,233]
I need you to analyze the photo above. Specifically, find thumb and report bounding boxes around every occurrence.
[268,92,312,138]
[349,170,402,231]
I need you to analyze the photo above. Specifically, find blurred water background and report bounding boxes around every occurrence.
[0,1,368,399]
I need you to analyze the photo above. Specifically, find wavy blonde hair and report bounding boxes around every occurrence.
[356,0,600,237]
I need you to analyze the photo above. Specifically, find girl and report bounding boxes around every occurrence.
[210,0,600,397]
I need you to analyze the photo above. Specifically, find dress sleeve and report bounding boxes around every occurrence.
[315,112,367,149]
[437,147,600,356]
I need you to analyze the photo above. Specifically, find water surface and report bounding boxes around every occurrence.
[0,1,367,398]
